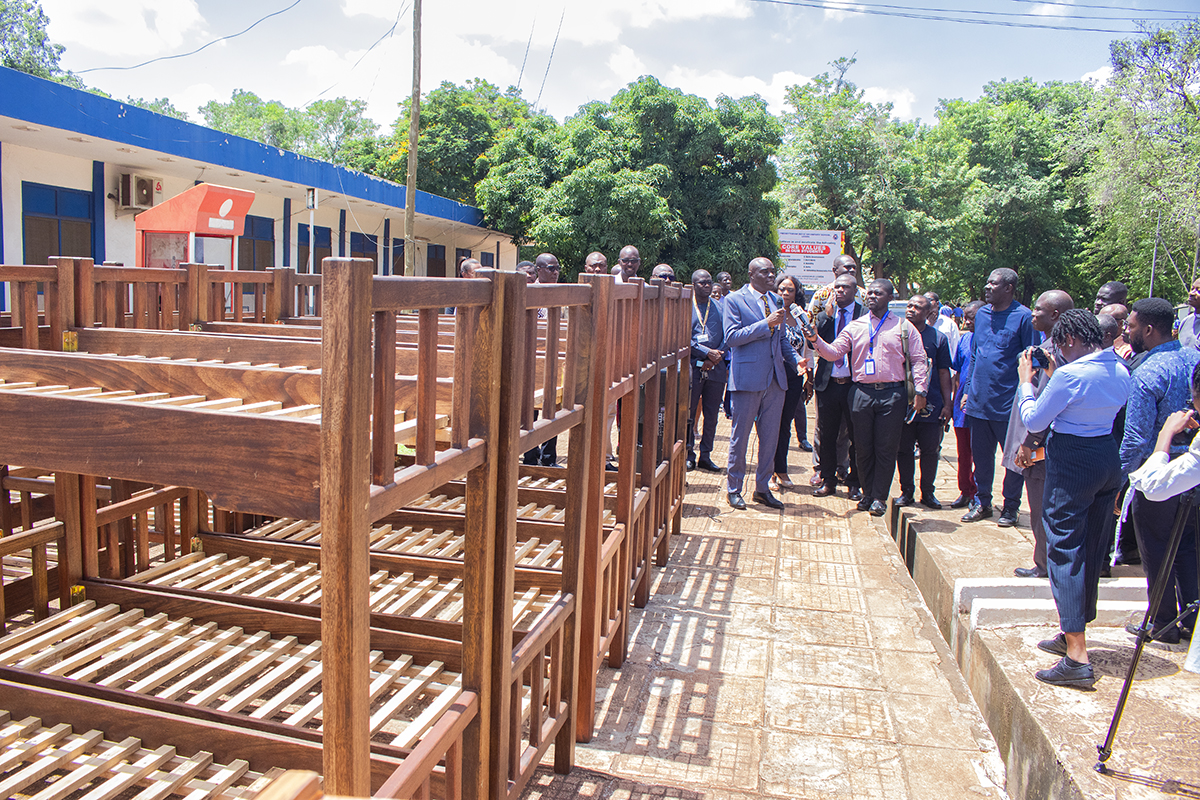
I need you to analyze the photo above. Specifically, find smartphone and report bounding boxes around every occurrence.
[904,405,919,424]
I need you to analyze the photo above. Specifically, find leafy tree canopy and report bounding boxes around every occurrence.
[0,0,82,87]
[477,76,782,281]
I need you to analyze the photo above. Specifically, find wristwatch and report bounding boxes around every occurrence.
[915,390,927,397]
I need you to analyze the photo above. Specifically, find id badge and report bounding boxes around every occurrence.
[696,331,709,344]
[864,358,876,376]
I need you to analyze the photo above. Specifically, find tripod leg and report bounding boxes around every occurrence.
[1097,489,1197,767]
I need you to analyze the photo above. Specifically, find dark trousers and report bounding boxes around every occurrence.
[688,367,724,460]
[850,382,906,504]
[816,381,858,488]
[896,412,944,499]
[953,425,976,500]
[1131,488,1199,631]
[1043,432,1122,632]
[774,368,806,474]
[522,410,558,466]
[967,414,1024,511]
[1024,461,1047,571]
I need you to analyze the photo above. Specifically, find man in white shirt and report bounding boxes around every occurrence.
[1178,278,1200,351]
[925,291,960,355]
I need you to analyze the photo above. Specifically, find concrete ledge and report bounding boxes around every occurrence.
[954,578,1149,614]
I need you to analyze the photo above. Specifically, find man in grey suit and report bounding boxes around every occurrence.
[724,257,801,510]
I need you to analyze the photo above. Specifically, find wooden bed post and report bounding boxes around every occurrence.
[318,257,373,797]
[576,274,614,742]
[75,258,95,328]
[50,257,77,348]
[266,268,287,324]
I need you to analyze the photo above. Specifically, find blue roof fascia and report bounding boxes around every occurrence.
[0,67,483,227]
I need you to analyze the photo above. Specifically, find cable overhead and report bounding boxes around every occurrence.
[78,0,304,74]
[517,17,537,92]
[1006,0,1197,15]
[306,0,410,105]
[536,9,566,111]
[747,0,1156,32]
[822,0,1195,22]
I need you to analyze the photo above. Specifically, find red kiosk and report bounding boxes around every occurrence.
[134,183,256,270]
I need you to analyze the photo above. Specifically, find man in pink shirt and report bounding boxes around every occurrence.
[805,278,929,515]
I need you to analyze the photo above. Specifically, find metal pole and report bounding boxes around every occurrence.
[403,0,422,277]
[1149,210,1160,297]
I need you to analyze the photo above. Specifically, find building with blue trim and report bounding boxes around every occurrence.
[0,66,515,290]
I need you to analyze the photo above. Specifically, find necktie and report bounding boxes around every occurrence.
[762,294,771,317]
[836,308,847,367]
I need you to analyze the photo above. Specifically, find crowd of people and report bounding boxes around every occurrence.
[687,257,1198,691]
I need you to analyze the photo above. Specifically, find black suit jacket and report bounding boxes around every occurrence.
[813,301,865,392]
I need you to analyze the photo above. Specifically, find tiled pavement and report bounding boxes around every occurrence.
[521,413,1008,799]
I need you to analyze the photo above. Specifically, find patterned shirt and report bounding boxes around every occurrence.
[1119,339,1200,473]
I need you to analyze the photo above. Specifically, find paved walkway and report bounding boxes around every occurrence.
[521,413,1008,799]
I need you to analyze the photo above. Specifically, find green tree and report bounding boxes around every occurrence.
[773,60,977,295]
[200,90,310,152]
[1084,19,1200,302]
[477,77,782,281]
[1,0,82,87]
[305,98,378,166]
[127,97,188,120]
[377,79,531,203]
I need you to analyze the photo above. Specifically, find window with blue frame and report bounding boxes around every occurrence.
[237,214,274,271]
[297,224,332,274]
[427,244,447,278]
[455,247,472,276]
[392,238,405,275]
[480,251,494,268]
[22,182,93,267]
[350,232,377,266]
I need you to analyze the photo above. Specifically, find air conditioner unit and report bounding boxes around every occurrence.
[118,174,162,210]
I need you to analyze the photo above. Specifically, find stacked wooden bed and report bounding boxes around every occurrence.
[0,257,692,799]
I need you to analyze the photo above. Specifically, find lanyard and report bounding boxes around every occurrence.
[694,296,711,329]
[867,311,890,354]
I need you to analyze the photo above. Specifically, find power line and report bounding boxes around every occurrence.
[535,9,566,111]
[747,0,1158,32]
[77,0,304,74]
[306,0,410,105]
[869,0,1194,21]
[1006,0,1199,15]
[517,17,537,92]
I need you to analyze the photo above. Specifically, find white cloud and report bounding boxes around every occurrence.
[861,86,917,120]
[1082,65,1112,85]
[42,0,204,54]
[608,45,647,86]
[663,67,810,113]
[1029,1,1072,17]
[341,0,751,48]
[822,2,866,23]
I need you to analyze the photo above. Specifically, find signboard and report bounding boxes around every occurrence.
[778,229,844,288]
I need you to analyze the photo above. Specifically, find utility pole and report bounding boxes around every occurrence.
[403,0,422,276]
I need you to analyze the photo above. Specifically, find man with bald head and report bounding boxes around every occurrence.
[616,246,641,282]
[687,269,726,472]
[963,267,1034,526]
[583,252,608,275]
[1094,281,1128,315]
[808,253,860,318]
[723,257,802,510]
[458,258,481,279]
[652,263,676,283]
[1005,289,1074,578]
[1099,303,1134,361]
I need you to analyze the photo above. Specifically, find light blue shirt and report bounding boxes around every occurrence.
[1017,349,1130,437]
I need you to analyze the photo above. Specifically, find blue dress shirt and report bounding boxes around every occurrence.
[967,302,1034,421]
[1017,349,1130,437]
[1119,339,1200,473]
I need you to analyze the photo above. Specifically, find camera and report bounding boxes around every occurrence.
[1029,347,1050,370]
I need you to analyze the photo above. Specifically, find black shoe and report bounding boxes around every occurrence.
[1125,621,1182,644]
[752,490,785,509]
[1035,657,1096,690]
[835,468,850,484]
[798,439,813,452]
[1113,554,1142,567]
[856,498,872,512]
[696,458,723,473]
[997,508,1019,527]
[686,456,697,471]
[727,491,747,510]
[893,494,914,507]
[949,494,972,509]
[919,495,942,510]
[869,500,887,516]
[1100,565,1112,578]
[848,486,863,502]
[813,483,837,498]
[1015,566,1048,579]
[605,461,618,472]
[1037,632,1068,656]
[961,504,993,523]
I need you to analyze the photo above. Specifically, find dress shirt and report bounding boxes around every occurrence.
[1017,349,1130,437]
[1119,339,1200,473]
[967,301,1035,421]
[811,311,929,391]
[831,305,852,378]
[1179,311,1200,350]
[950,332,972,428]
[933,313,960,356]
[1128,437,1200,502]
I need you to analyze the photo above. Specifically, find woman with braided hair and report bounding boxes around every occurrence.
[1016,308,1131,689]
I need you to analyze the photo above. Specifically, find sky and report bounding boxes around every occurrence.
[41,0,1198,131]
